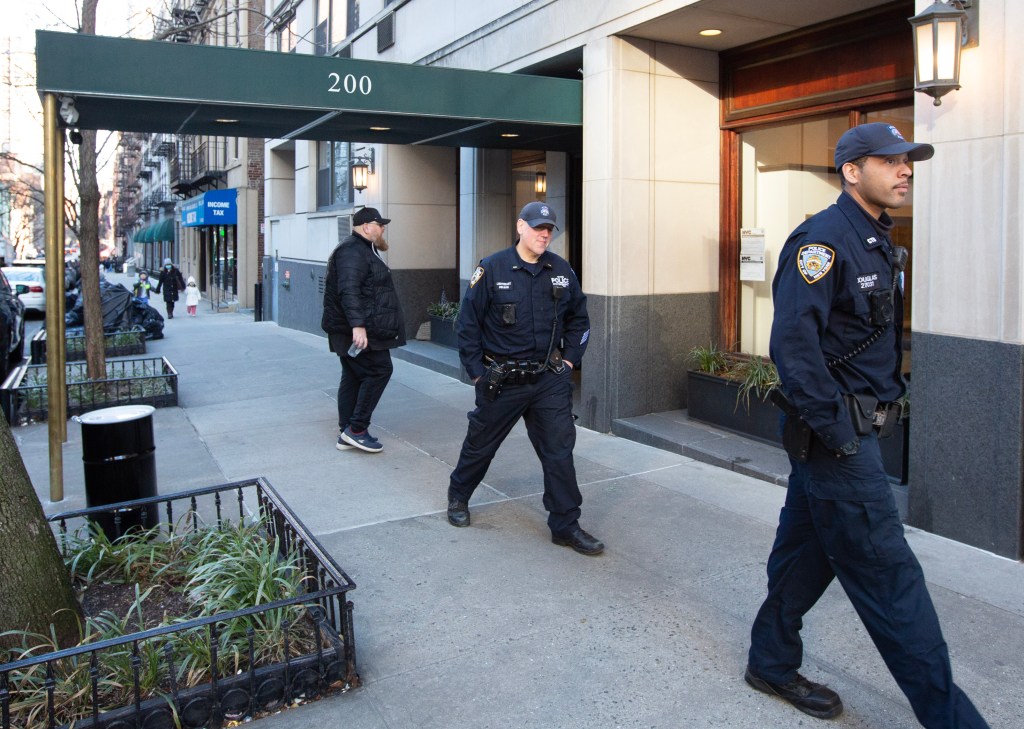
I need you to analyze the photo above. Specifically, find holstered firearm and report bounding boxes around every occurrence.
[769,389,813,463]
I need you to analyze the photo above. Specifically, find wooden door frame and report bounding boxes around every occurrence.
[717,1,915,349]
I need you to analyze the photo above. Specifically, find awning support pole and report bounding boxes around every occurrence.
[43,93,66,502]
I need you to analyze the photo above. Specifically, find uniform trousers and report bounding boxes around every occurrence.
[336,347,393,433]
[448,368,582,534]
[748,429,988,729]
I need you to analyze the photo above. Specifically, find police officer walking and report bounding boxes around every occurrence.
[744,123,989,727]
[446,202,603,556]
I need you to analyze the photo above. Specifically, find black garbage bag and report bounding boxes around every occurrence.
[64,281,134,331]
[129,298,164,340]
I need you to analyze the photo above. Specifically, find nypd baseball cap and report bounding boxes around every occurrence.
[834,123,934,168]
[519,201,558,229]
[353,207,391,226]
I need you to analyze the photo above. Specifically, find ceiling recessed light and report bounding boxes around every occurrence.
[369,126,391,131]
[215,118,239,123]
[699,29,723,37]
[501,133,519,138]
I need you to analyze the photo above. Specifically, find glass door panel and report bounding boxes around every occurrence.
[739,115,847,355]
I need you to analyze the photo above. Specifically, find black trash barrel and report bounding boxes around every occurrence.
[78,405,158,540]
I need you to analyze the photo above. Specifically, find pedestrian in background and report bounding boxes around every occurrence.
[745,123,989,728]
[154,258,186,319]
[132,271,152,301]
[184,276,200,317]
[321,207,406,453]
[446,202,602,556]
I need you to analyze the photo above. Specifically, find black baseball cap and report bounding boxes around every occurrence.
[353,207,391,226]
[518,201,558,229]
[834,123,935,168]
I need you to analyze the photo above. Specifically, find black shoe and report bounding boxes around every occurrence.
[551,526,604,555]
[447,496,470,527]
[744,667,843,719]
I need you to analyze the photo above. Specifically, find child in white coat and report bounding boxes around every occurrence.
[184,276,201,317]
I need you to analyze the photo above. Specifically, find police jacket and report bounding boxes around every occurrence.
[321,232,406,349]
[457,245,590,381]
[769,191,905,451]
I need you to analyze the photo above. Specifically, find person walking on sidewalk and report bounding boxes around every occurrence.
[446,202,603,556]
[132,270,153,301]
[184,276,200,317]
[154,258,186,319]
[745,123,990,728]
[321,207,406,453]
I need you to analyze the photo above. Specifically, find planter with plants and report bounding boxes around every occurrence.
[30,326,148,365]
[427,292,460,349]
[687,343,908,483]
[1,356,178,426]
[687,344,782,445]
[0,478,358,729]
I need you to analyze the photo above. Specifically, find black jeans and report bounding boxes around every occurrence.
[336,348,393,433]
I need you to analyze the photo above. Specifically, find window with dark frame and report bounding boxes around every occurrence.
[317,140,354,209]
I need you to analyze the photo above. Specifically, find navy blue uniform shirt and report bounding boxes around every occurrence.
[770,191,906,450]
[457,246,590,381]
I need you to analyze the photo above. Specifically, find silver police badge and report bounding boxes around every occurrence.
[797,244,835,284]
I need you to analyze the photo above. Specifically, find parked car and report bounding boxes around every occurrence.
[0,268,27,382]
[2,266,46,314]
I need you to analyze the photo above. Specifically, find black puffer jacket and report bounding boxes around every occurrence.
[321,233,406,349]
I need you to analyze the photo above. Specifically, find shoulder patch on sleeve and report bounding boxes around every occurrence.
[797,244,835,284]
[469,266,485,288]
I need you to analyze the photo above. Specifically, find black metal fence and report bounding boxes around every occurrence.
[0,356,177,426]
[29,327,147,365]
[0,478,358,729]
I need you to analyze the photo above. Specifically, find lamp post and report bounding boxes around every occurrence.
[909,0,972,106]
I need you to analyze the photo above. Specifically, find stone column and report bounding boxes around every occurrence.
[908,0,1024,558]
[458,148,513,289]
[579,36,720,432]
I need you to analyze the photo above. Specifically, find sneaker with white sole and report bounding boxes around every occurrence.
[336,435,354,451]
[341,427,383,453]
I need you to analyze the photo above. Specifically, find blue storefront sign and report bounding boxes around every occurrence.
[181,189,237,227]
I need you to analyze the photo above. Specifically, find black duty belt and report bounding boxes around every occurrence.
[843,394,902,438]
[484,353,545,369]
[482,354,545,388]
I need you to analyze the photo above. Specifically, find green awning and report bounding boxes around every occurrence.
[133,227,146,242]
[35,31,582,152]
[152,218,175,242]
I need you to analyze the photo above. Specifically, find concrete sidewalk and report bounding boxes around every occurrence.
[12,277,1022,728]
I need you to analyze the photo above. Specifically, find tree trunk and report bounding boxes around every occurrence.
[78,0,106,381]
[77,128,105,381]
[0,418,83,649]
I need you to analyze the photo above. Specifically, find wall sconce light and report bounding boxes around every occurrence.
[534,171,547,195]
[351,147,375,192]
[909,0,976,106]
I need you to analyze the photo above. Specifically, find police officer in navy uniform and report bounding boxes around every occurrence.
[744,124,990,727]
[446,202,603,556]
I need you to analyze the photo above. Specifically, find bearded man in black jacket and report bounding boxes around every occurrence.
[321,207,406,453]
